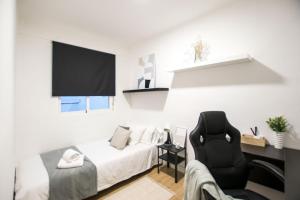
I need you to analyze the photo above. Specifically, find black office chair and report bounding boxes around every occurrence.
[189,111,284,200]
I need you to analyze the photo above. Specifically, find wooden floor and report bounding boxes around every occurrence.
[85,165,283,200]
[87,166,185,200]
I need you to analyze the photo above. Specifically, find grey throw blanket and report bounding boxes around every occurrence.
[40,146,97,200]
[184,160,240,200]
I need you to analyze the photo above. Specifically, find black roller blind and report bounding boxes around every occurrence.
[52,41,115,96]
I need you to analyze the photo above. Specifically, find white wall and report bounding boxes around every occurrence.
[128,0,300,156]
[15,0,300,163]
[0,0,16,199]
[15,20,132,161]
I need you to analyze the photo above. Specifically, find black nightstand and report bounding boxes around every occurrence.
[157,144,186,183]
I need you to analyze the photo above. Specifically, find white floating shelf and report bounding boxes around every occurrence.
[167,54,252,73]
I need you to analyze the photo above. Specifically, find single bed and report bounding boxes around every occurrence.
[15,139,157,200]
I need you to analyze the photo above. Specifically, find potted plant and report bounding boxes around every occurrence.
[266,116,288,149]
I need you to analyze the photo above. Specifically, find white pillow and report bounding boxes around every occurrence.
[140,127,155,144]
[108,125,130,142]
[110,126,131,150]
[129,126,146,145]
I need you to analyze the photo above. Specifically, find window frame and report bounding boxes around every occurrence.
[58,96,114,114]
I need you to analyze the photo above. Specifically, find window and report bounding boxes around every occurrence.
[61,96,87,112]
[90,96,110,110]
[60,96,110,112]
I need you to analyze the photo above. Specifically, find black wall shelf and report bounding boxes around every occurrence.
[123,88,169,93]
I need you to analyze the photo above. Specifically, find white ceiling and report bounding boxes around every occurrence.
[17,0,235,46]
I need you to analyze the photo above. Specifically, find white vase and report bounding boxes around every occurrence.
[274,132,285,149]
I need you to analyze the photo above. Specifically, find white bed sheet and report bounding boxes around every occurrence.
[77,140,157,191]
[15,140,157,200]
[15,155,49,200]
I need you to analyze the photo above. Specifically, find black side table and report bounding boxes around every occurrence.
[157,144,186,183]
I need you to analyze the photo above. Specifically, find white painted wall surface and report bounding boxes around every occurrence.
[0,0,16,199]
[15,21,132,161]
[127,0,300,157]
[15,0,300,164]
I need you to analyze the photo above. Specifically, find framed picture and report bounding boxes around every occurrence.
[137,53,156,89]
[173,127,187,148]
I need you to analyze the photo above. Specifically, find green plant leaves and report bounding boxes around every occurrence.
[266,116,288,133]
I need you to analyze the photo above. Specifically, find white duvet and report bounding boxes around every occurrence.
[15,140,157,200]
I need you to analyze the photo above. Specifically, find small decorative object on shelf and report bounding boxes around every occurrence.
[164,124,172,146]
[266,116,289,149]
[137,53,156,89]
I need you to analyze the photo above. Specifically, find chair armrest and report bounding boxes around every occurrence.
[249,159,284,183]
[203,189,217,200]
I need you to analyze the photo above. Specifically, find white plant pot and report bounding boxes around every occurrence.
[274,132,285,149]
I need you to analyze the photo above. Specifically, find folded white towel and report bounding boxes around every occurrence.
[57,154,84,169]
[62,149,81,163]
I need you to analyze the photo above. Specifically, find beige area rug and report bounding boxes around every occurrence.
[104,177,175,200]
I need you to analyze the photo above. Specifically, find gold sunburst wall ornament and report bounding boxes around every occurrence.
[193,40,204,62]
[182,37,209,65]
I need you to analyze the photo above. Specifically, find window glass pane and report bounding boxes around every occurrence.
[61,96,86,112]
[90,96,109,110]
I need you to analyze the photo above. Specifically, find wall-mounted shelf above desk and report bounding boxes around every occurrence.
[123,88,169,93]
[167,54,252,73]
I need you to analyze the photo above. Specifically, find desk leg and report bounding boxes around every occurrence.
[167,150,170,168]
[157,147,160,174]
[184,149,187,168]
[175,153,178,183]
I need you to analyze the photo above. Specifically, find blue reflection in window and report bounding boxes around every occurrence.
[90,96,109,110]
[61,96,86,112]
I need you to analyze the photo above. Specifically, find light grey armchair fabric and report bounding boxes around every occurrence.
[184,160,238,200]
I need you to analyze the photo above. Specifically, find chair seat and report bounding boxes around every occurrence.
[224,189,269,200]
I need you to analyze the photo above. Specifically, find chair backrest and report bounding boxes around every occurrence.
[189,111,248,189]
